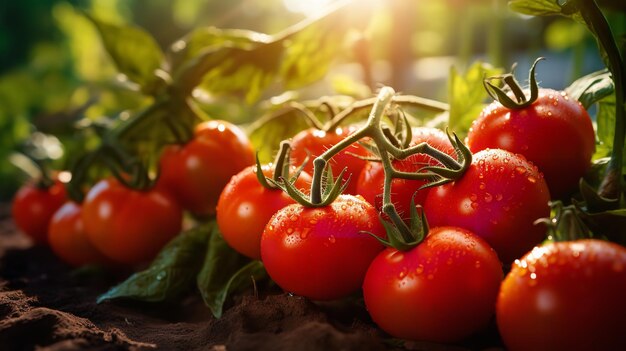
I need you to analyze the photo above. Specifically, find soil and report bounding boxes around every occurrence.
[0,205,504,351]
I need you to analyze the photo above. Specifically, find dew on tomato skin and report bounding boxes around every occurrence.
[415,265,424,275]
[515,166,526,175]
[446,258,453,265]
[495,193,503,201]
[471,202,479,210]
[398,268,407,279]
[300,228,311,239]
[470,193,478,202]
[484,193,493,203]
[479,182,486,190]
[492,154,499,160]
[527,175,537,184]
[290,215,298,222]
[286,228,294,235]
[427,274,434,280]
[268,225,274,231]
[475,261,481,269]
[328,235,336,244]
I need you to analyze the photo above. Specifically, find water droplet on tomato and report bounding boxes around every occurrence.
[495,193,503,201]
[527,176,537,183]
[290,215,298,222]
[398,269,407,279]
[415,265,424,274]
[309,219,317,225]
[484,193,493,202]
[470,193,478,202]
[475,261,481,268]
[479,182,486,190]
[427,274,434,280]
[547,111,552,116]
[300,228,310,239]
[471,202,479,210]
[446,258,453,265]
[492,154,499,160]
[328,235,336,243]
[515,166,526,174]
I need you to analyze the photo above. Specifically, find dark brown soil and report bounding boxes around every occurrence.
[0,205,503,351]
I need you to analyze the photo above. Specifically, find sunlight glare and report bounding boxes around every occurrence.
[282,0,336,15]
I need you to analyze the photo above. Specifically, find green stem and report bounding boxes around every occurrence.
[577,0,625,200]
[324,94,449,131]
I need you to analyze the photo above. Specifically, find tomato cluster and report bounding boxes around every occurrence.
[12,120,254,268]
[10,79,621,350]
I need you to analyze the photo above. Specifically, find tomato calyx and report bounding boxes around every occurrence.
[255,140,306,191]
[483,57,543,110]
[535,201,594,243]
[367,201,429,251]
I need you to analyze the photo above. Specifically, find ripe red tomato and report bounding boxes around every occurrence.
[48,201,109,267]
[497,239,626,351]
[159,120,255,217]
[216,164,312,260]
[467,89,595,199]
[260,194,385,300]
[290,126,368,195]
[424,149,550,264]
[11,179,67,244]
[356,127,455,219]
[82,178,183,265]
[363,226,503,342]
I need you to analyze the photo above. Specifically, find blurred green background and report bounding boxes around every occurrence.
[0,0,623,200]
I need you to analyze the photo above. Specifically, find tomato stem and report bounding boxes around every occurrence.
[575,0,625,201]
[483,57,543,110]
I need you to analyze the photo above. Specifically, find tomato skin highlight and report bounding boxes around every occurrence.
[159,120,255,217]
[82,179,183,265]
[424,149,550,264]
[48,201,108,267]
[467,89,595,199]
[12,180,67,244]
[497,239,626,351]
[290,126,368,195]
[216,164,312,260]
[356,127,455,219]
[260,194,385,300]
[363,226,503,343]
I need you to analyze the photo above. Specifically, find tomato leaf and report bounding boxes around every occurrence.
[171,2,356,103]
[595,94,618,158]
[96,224,211,304]
[566,69,614,109]
[197,225,266,318]
[167,27,271,73]
[447,62,503,137]
[248,107,312,163]
[85,14,164,95]
[508,0,563,17]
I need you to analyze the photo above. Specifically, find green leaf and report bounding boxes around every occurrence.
[508,0,563,17]
[97,224,211,304]
[168,27,271,72]
[197,225,266,318]
[278,7,351,90]
[85,14,164,94]
[595,93,616,159]
[447,62,503,137]
[565,69,614,109]
[248,107,311,163]
[172,2,356,103]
